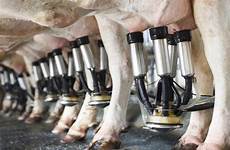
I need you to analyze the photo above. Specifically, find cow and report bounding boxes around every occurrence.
[0,0,229,149]
[72,1,228,149]
[0,53,27,116]
[0,13,98,136]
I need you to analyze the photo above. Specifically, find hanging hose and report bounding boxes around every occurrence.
[181,76,193,105]
[78,71,92,94]
[97,70,107,91]
[156,80,162,106]
[160,76,172,116]
[90,69,100,93]
[171,82,181,108]
[135,76,154,114]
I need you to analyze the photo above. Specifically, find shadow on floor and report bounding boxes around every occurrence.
[0,113,189,150]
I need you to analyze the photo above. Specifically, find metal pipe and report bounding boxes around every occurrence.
[176,30,194,77]
[48,52,57,78]
[3,69,10,85]
[127,32,146,77]
[39,57,49,79]
[17,74,27,90]
[0,71,4,86]
[98,40,109,91]
[32,61,43,82]
[149,26,171,76]
[71,42,84,72]
[76,36,95,70]
[98,40,108,71]
[52,48,67,76]
[67,51,75,77]
[9,70,16,85]
[167,34,178,78]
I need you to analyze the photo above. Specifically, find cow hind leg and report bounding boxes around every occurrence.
[52,105,79,135]
[194,0,230,149]
[61,38,100,143]
[61,94,98,143]
[45,100,64,124]
[1,99,12,114]
[87,16,133,150]
[25,90,45,124]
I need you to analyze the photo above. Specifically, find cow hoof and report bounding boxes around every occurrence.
[61,134,84,144]
[45,115,59,124]
[64,126,91,143]
[4,111,13,117]
[197,143,224,150]
[88,139,121,150]
[2,107,10,114]
[52,118,75,135]
[52,127,68,135]
[52,123,69,135]
[25,116,42,124]
[173,142,198,150]
[17,115,26,121]
[18,112,31,121]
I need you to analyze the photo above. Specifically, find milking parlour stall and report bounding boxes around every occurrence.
[0,0,229,150]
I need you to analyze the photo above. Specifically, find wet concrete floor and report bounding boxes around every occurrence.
[0,113,189,150]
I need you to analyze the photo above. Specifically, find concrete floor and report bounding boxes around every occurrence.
[0,113,189,150]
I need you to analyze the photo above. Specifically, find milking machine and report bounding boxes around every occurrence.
[38,55,58,102]
[0,66,5,99]
[0,66,15,113]
[9,69,25,112]
[36,54,62,103]
[127,26,214,132]
[2,67,14,102]
[89,40,111,106]
[175,31,215,111]
[0,66,4,86]
[169,30,214,111]
[0,67,13,113]
[17,72,34,115]
[32,60,47,98]
[17,73,34,102]
[52,48,82,106]
[72,36,111,108]
[44,52,61,102]
[127,32,154,114]
[0,66,4,110]
[6,68,18,111]
[0,66,28,113]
